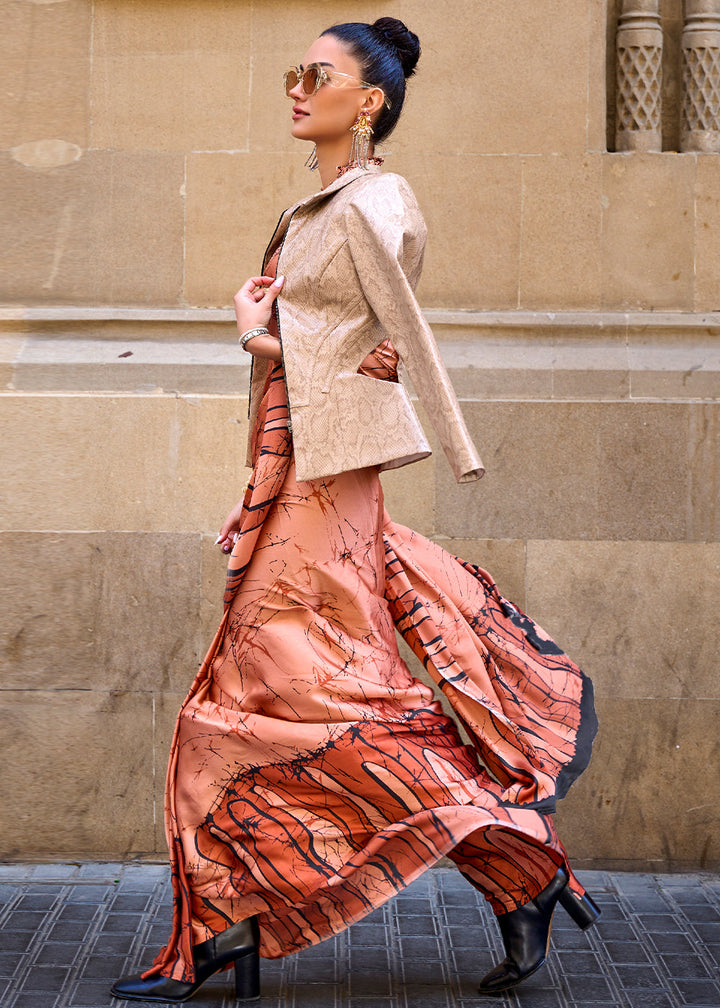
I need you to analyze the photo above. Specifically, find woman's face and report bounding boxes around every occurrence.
[287,35,371,146]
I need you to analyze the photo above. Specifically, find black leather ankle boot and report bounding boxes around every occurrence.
[111,916,260,1003]
[478,869,577,994]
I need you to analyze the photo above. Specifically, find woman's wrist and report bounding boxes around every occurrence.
[239,326,270,350]
[239,331,282,361]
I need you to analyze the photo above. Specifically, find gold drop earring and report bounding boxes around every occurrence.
[349,107,373,169]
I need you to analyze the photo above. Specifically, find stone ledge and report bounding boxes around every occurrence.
[1,309,718,400]
[0,306,234,324]
[3,305,720,329]
[5,338,252,394]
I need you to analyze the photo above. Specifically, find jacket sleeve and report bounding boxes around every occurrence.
[344,177,484,483]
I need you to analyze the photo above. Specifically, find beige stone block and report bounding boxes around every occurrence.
[200,531,231,650]
[0,335,23,389]
[90,0,252,151]
[555,697,720,870]
[91,55,249,153]
[437,401,696,542]
[525,540,720,702]
[244,2,296,156]
[601,154,695,310]
[0,0,90,149]
[586,0,608,153]
[154,691,190,853]
[411,155,522,310]
[695,154,720,312]
[0,393,170,530]
[172,395,252,531]
[93,0,248,52]
[380,453,435,537]
[399,0,591,155]
[185,152,312,307]
[436,402,602,541]
[0,690,155,858]
[595,402,694,541]
[0,151,184,305]
[519,155,603,310]
[689,404,719,543]
[0,393,250,534]
[0,532,206,694]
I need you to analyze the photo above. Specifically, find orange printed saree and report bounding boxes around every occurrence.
[146,344,597,984]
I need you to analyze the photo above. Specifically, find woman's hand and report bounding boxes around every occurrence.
[234,275,285,360]
[234,274,284,334]
[214,498,246,553]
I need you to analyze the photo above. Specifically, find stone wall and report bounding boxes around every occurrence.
[1,0,719,870]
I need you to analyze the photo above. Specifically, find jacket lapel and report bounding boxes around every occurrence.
[283,163,383,220]
[262,164,383,270]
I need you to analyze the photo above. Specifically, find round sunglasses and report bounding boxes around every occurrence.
[284,63,389,105]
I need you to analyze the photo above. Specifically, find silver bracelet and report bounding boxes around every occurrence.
[239,326,269,350]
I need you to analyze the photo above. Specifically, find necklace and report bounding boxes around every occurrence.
[336,157,384,178]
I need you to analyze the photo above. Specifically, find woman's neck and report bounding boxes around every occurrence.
[315,138,352,189]
[314,138,376,189]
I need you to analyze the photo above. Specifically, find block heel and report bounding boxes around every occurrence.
[234,948,261,1001]
[111,916,261,1003]
[558,885,601,930]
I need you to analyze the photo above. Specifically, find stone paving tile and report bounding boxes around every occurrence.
[0,863,719,1007]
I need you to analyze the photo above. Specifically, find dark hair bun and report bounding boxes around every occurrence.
[372,17,420,78]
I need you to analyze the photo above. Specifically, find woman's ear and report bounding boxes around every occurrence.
[364,86,387,120]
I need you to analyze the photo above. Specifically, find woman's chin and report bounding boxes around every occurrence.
[290,120,314,141]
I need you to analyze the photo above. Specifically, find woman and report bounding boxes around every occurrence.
[112,17,599,1004]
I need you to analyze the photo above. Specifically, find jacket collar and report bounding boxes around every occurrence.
[289,162,383,216]
[262,163,383,269]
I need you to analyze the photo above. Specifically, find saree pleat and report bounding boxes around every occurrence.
[145,347,597,983]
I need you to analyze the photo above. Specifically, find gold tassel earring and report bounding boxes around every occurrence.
[349,108,373,169]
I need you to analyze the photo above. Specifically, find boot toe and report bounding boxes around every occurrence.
[477,954,546,994]
[478,957,520,993]
[110,973,193,1002]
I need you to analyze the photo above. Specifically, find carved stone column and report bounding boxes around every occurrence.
[681,0,720,152]
[615,0,663,152]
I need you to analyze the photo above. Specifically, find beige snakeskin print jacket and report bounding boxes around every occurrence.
[246,164,484,484]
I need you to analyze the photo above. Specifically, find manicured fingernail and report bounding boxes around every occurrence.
[214,535,222,545]
[276,274,285,285]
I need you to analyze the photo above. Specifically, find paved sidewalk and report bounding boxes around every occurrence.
[0,862,719,1008]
